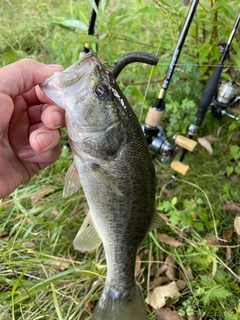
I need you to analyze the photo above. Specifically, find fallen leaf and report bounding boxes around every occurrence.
[223,229,234,241]
[180,265,194,281]
[157,307,183,320]
[198,137,213,154]
[221,201,240,214]
[231,131,239,143]
[205,135,219,143]
[149,276,169,291]
[135,255,142,277]
[176,280,187,291]
[223,229,234,262]
[165,256,177,280]
[30,185,56,206]
[226,246,232,262]
[50,260,70,271]
[22,241,35,248]
[159,262,168,274]
[227,172,240,181]
[145,281,180,309]
[234,215,240,236]
[204,235,218,246]
[0,229,8,238]
[158,234,182,248]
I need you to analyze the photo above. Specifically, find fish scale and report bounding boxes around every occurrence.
[40,52,163,319]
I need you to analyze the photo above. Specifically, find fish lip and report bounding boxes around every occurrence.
[66,52,99,76]
[40,52,99,109]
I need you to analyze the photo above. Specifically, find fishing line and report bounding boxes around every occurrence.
[139,0,178,123]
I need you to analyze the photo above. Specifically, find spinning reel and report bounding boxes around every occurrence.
[211,80,240,120]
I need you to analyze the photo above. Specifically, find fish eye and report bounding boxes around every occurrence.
[95,84,109,100]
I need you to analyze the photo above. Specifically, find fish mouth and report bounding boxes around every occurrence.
[40,52,98,109]
[63,52,98,76]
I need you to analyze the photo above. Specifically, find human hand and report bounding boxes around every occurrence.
[0,59,65,198]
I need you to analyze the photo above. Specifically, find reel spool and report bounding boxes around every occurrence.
[211,80,240,120]
[217,80,239,105]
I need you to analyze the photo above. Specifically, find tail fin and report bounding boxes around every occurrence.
[91,284,148,320]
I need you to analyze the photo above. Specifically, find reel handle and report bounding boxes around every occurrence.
[175,135,197,152]
[170,161,190,175]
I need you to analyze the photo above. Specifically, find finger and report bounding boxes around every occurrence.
[29,125,61,153]
[0,59,63,98]
[41,105,65,129]
[28,103,65,128]
[0,93,14,133]
[19,144,61,165]
[28,104,46,125]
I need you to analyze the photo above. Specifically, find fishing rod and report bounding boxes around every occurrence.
[142,0,199,175]
[80,1,160,70]
[179,12,240,164]
[80,0,100,56]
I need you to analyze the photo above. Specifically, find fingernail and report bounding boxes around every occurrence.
[47,64,64,70]
[19,146,37,160]
[36,132,52,150]
[53,110,63,128]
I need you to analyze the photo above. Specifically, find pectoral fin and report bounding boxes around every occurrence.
[73,211,102,252]
[63,163,82,197]
[88,163,124,196]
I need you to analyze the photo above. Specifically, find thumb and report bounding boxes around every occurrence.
[0,59,63,97]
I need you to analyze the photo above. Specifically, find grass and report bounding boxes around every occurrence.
[1,0,240,319]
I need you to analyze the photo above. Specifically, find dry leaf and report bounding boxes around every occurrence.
[223,229,234,241]
[221,201,240,214]
[176,280,187,291]
[30,185,56,206]
[198,137,213,154]
[157,307,183,320]
[204,235,218,246]
[22,241,35,248]
[158,234,182,248]
[159,262,168,274]
[234,215,240,236]
[50,260,70,271]
[135,255,142,277]
[223,229,234,262]
[0,229,8,238]
[231,131,239,143]
[185,265,193,280]
[227,172,240,181]
[149,276,169,291]
[165,256,177,280]
[145,281,180,309]
[226,246,232,262]
[205,135,219,143]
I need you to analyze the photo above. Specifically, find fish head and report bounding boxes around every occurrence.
[40,53,122,133]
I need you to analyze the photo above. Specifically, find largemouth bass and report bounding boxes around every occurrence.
[40,52,162,319]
